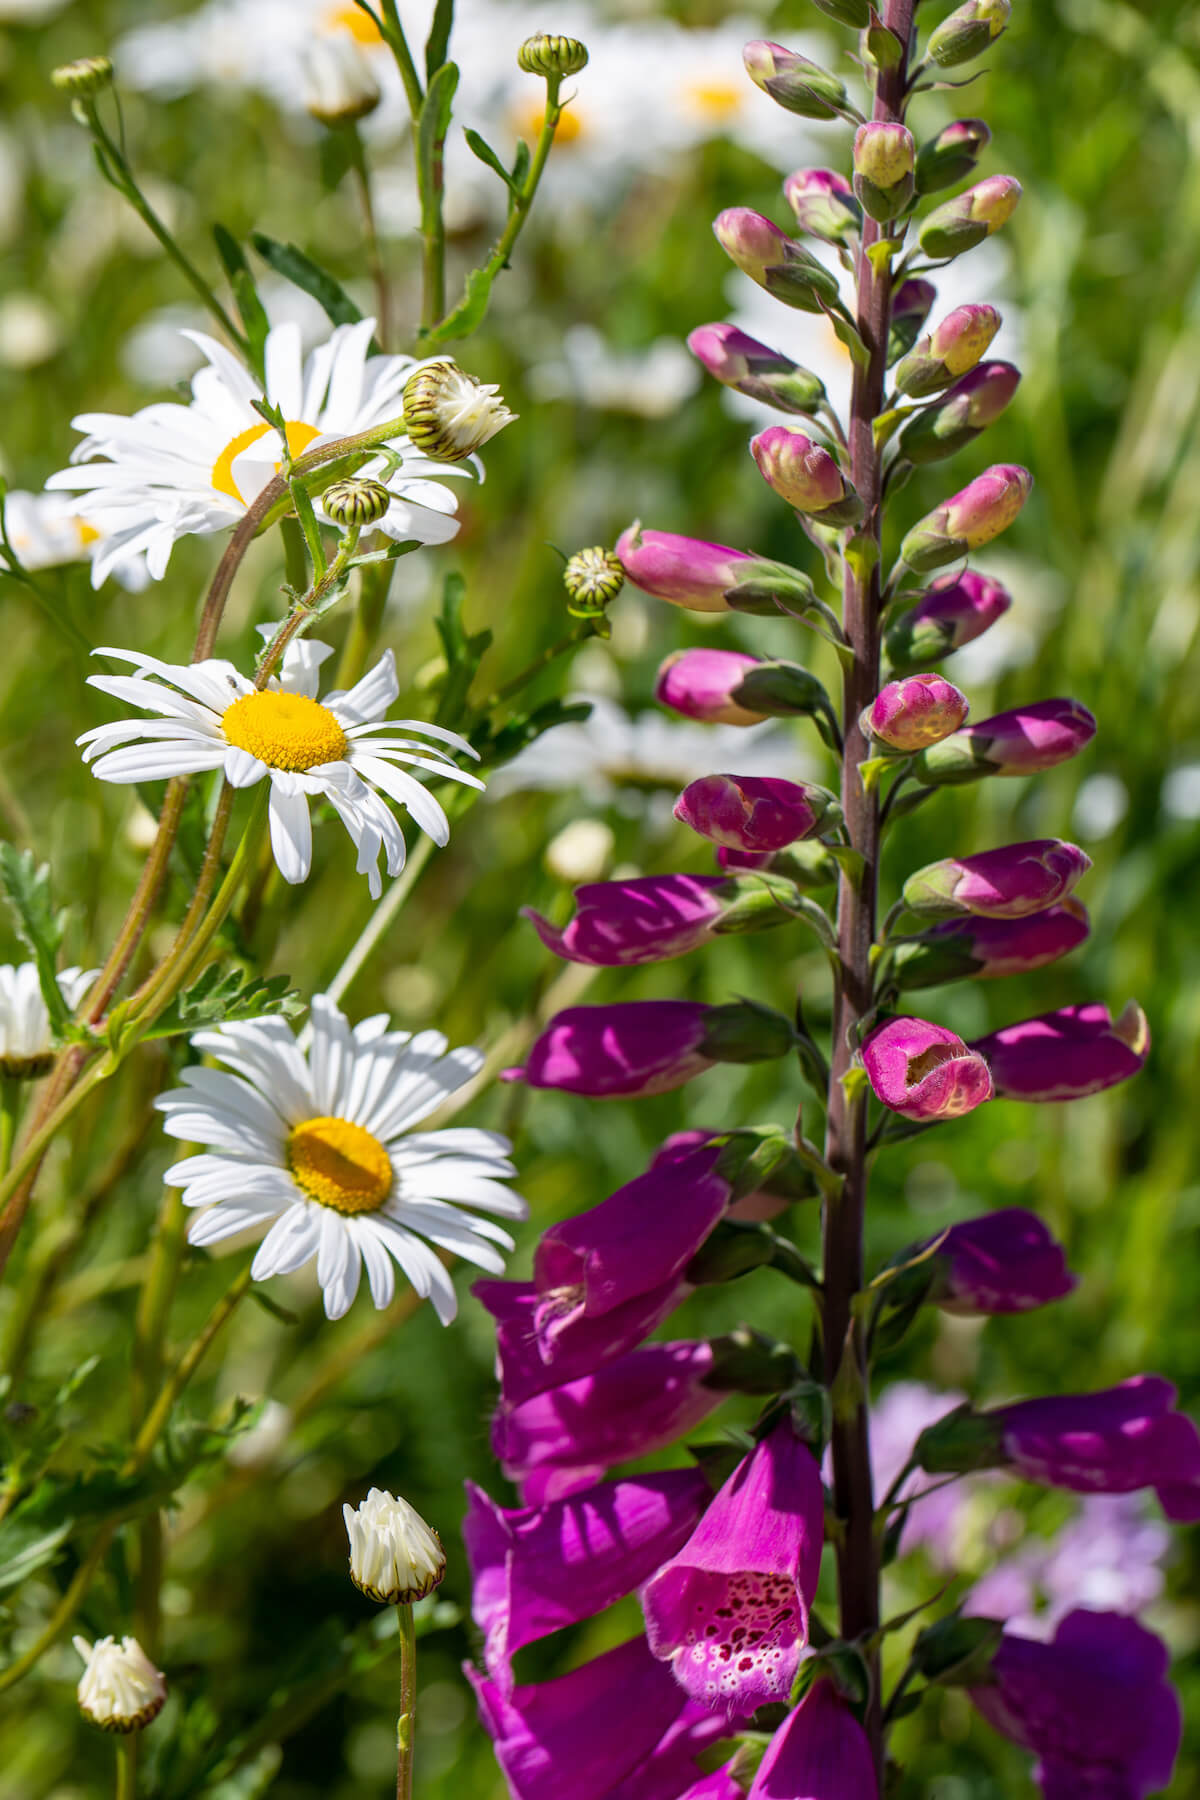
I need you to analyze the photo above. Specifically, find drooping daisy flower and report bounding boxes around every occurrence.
[78,634,483,898]
[0,963,95,1077]
[156,997,525,1322]
[2,489,149,591]
[46,318,472,585]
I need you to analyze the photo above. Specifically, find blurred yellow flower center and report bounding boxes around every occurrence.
[222,691,348,771]
[322,4,383,44]
[211,420,322,503]
[513,101,583,146]
[75,519,100,546]
[288,1116,392,1214]
[686,80,741,119]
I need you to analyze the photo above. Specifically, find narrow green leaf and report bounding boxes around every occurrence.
[464,127,517,191]
[250,234,372,339]
[417,61,459,231]
[425,0,455,80]
[0,844,71,1035]
[510,137,531,189]
[212,225,270,372]
[0,1518,74,1595]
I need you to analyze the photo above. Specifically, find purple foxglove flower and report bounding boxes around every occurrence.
[675,773,832,854]
[970,999,1148,1100]
[743,41,848,120]
[751,427,863,525]
[885,570,1011,672]
[915,117,991,193]
[782,167,861,243]
[678,1772,743,1800]
[464,1470,712,1692]
[901,839,1091,919]
[899,361,1022,464]
[492,1341,726,1504]
[853,121,915,221]
[747,1679,879,1799]
[503,999,794,1100]
[616,524,814,617]
[892,900,1091,988]
[686,324,826,415]
[474,1277,689,1407]
[969,1610,1181,1800]
[916,697,1097,783]
[922,1208,1076,1314]
[920,174,1022,259]
[642,1420,823,1715]
[713,209,842,311]
[866,674,969,750]
[656,648,767,724]
[888,276,937,363]
[651,1130,807,1223]
[523,874,728,967]
[900,464,1032,572]
[534,1144,730,1324]
[468,1634,730,1800]
[862,1016,993,1120]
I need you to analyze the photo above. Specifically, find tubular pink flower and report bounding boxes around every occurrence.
[970,1000,1149,1100]
[867,674,969,750]
[474,1277,689,1407]
[923,1208,1077,1314]
[862,1016,993,1120]
[916,698,1097,782]
[655,649,766,725]
[502,1001,713,1099]
[675,773,828,853]
[901,839,1091,919]
[523,874,728,967]
[885,569,1012,670]
[751,426,861,522]
[747,1679,879,1799]
[615,525,811,616]
[892,900,1091,988]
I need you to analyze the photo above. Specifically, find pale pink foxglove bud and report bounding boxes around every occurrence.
[674,773,835,854]
[853,122,916,222]
[920,175,1022,259]
[885,570,1012,672]
[713,209,842,311]
[900,464,1032,572]
[686,324,826,415]
[927,0,1012,69]
[899,361,1021,464]
[655,648,767,724]
[915,118,992,193]
[893,304,1002,397]
[866,674,969,750]
[743,41,849,120]
[751,427,863,525]
[615,524,815,616]
[783,168,861,244]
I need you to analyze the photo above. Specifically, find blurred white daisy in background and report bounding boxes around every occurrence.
[2,489,150,591]
[650,18,834,172]
[78,634,483,896]
[157,996,524,1321]
[527,325,700,418]
[46,318,469,585]
[0,963,95,1077]
[0,0,72,20]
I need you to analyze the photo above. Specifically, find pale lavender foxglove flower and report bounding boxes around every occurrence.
[971,1000,1148,1100]
[862,1016,993,1120]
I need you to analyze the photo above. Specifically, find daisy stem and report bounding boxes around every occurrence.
[395,1602,417,1800]
[118,783,238,1028]
[126,1267,254,1474]
[115,1734,137,1800]
[318,834,437,1014]
[0,1079,19,1179]
[132,1184,189,1658]
[371,0,425,117]
[345,124,391,349]
[255,532,362,685]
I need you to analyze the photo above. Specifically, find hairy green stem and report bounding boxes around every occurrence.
[396,1603,417,1800]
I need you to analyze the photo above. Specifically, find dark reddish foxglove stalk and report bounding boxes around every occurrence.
[468,6,1176,1796]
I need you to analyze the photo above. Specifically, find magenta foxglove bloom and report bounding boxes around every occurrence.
[503,1001,713,1099]
[464,1470,712,1693]
[750,427,862,524]
[655,648,766,725]
[923,1208,1076,1314]
[916,697,1097,783]
[862,1016,993,1120]
[642,1420,823,1714]
[675,773,829,853]
[866,674,969,750]
[686,324,826,414]
[885,569,1011,671]
[747,1679,879,1799]
[474,1277,689,1406]
[616,524,807,615]
[971,1000,1148,1100]
[493,1341,726,1504]
[467,1635,733,1800]
[523,874,729,967]
[892,902,1090,989]
[901,839,1091,919]
[969,1611,1181,1800]
[678,1772,744,1800]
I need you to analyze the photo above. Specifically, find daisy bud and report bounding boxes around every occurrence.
[675,773,837,854]
[322,476,391,528]
[302,33,381,125]
[970,1000,1150,1102]
[343,1487,446,1605]
[73,1635,166,1734]
[751,427,863,525]
[517,33,589,77]
[920,174,1022,260]
[866,673,969,750]
[655,648,768,725]
[0,963,94,1079]
[893,304,1002,398]
[915,118,992,194]
[902,839,1091,920]
[402,360,516,462]
[900,464,1032,572]
[782,168,861,245]
[885,570,1011,672]
[687,323,826,415]
[562,545,625,625]
[915,697,1096,783]
[743,41,849,120]
[862,1015,993,1121]
[713,209,843,312]
[892,901,1091,989]
[927,0,1012,69]
[51,56,114,96]
[616,523,815,617]
[853,122,916,222]
[888,276,937,364]
[899,361,1021,464]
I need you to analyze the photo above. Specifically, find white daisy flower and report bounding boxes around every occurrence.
[77,634,483,898]
[73,1635,167,1734]
[2,489,150,591]
[0,963,95,1077]
[45,318,470,587]
[156,996,525,1322]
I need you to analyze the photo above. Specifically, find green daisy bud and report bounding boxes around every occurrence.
[564,546,625,620]
[51,56,114,97]
[517,34,589,78]
[322,478,391,528]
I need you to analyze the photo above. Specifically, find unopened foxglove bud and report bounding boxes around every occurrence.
[862,1016,993,1120]
[783,168,862,244]
[900,464,1032,572]
[322,477,391,528]
[927,0,1012,68]
[675,773,836,854]
[713,209,842,311]
[687,324,826,415]
[656,649,767,725]
[729,659,837,725]
[866,673,969,750]
[915,697,1096,783]
[402,361,516,461]
[853,122,916,222]
[343,1487,446,1604]
[894,304,1002,398]
[517,33,589,77]
[303,33,381,124]
[899,361,1021,464]
[74,1635,166,1734]
[615,524,815,616]
[920,175,1022,260]
[563,546,625,622]
[901,839,1091,920]
[751,427,863,525]
[891,901,1091,988]
[916,118,992,194]
[743,41,849,120]
[888,277,937,364]
[51,56,114,97]
[885,569,1011,671]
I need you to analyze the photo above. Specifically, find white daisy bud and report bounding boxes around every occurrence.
[73,1635,167,1734]
[517,33,589,78]
[302,33,381,126]
[322,476,391,528]
[0,963,95,1079]
[402,361,517,463]
[51,57,114,97]
[343,1488,446,1605]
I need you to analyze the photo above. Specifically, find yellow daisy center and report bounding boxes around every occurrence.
[686,79,742,120]
[211,420,322,504]
[321,2,384,43]
[513,100,584,146]
[75,519,100,546]
[288,1116,393,1214]
[222,690,348,772]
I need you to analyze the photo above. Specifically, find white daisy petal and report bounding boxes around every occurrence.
[251,1202,322,1279]
[354,1217,397,1309]
[317,1209,363,1319]
[268,784,313,886]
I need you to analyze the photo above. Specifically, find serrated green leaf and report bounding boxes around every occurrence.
[0,844,72,1036]
[250,234,374,341]
[140,967,303,1042]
